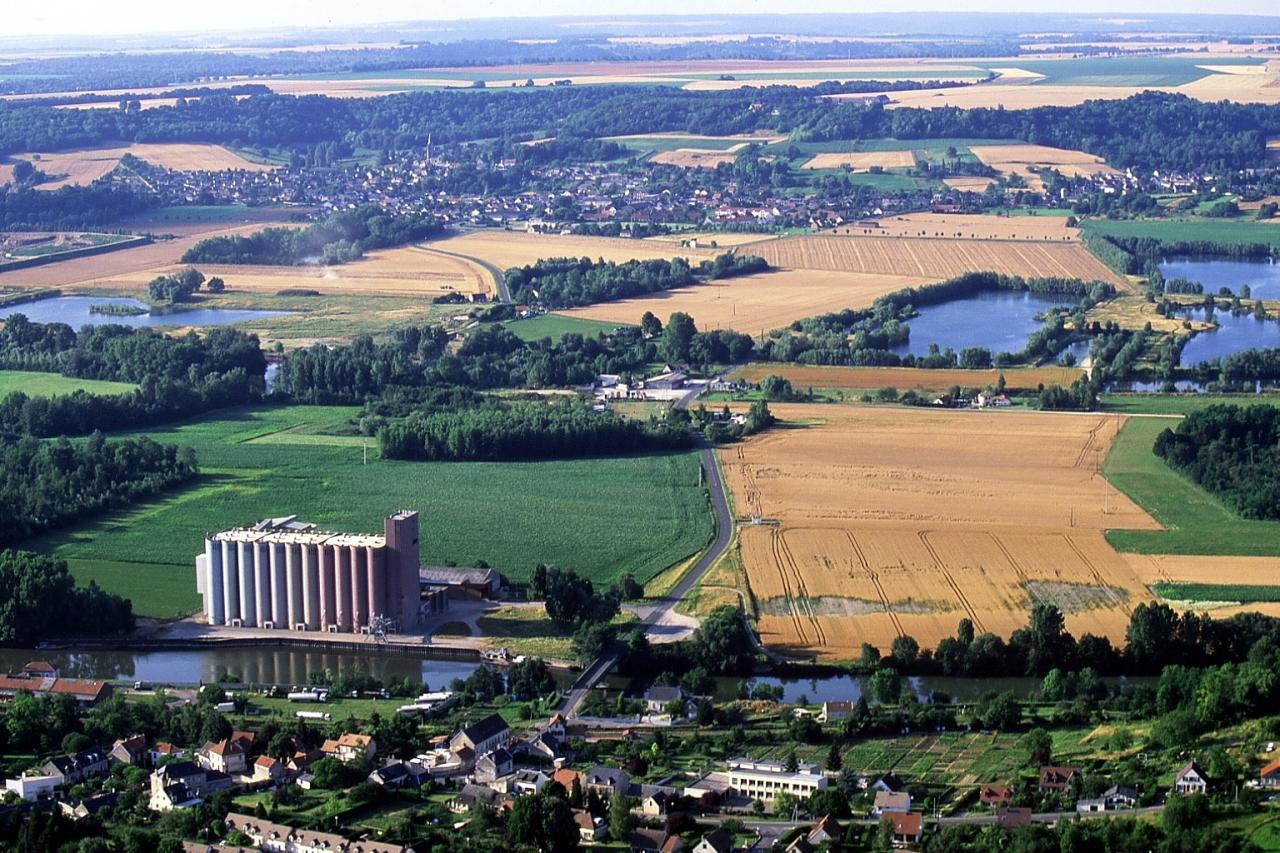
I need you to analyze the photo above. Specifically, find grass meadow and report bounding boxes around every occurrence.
[504,314,629,341]
[22,404,713,618]
[1082,218,1280,248]
[0,370,137,397]
[1103,413,1280,557]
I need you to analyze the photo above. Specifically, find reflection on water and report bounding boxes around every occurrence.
[0,647,498,689]
[1160,256,1280,299]
[893,291,1077,358]
[1176,306,1280,366]
[3,296,291,329]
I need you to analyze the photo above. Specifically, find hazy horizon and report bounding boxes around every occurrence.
[6,3,1280,40]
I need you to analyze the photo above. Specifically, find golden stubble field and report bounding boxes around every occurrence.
[559,269,930,333]
[850,212,1081,242]
[424,230,721,269]
[6,144,274,189]
[751,233,1125,286]
[800,151,916,170]
[969,144,1118,192]
[719,405,1161,658]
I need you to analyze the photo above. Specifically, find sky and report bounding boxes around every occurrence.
[5,1,1278,38]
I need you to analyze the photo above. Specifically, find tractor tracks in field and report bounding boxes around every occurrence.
[845,530,905,638]
[919,530,988,635]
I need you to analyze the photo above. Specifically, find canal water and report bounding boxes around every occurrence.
[892,290,1084,360]
[2,296,291,328]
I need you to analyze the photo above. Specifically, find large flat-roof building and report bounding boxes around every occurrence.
[196,511,421,633]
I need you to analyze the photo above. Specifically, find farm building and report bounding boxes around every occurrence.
[418,565,502,599]
[195,511,421,633]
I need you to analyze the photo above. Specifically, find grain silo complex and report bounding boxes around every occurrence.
[195,511,422,633]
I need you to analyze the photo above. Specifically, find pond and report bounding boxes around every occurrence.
[2,296,291,329]
[892,290,1080,359]
[1159,256,1280,299]
[1176,306,1280,366]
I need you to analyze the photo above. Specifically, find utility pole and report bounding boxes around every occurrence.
[363,438,368,466]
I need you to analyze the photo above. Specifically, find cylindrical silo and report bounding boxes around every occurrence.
[367,546,386,625]
[237,540,256,626]
[302,543,320,630]
[254,542,271,627]
[270,542,288,628]
[287,543,304,628]
[205,539,224,626]
[350,545,368,631]
[334,545,352,632]
[319,545,336,630]
[221,539,239,625]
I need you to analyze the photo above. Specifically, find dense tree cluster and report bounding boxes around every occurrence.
[0,551,134,645]
[181,207,441,266]
[0,317,265,438]
[0,433,197,546]
[378,398,693,461]
[505,253,767,309]
[1,88,1274,174]
[0,184,155,230]
[530,564,621,628]
[1154,404,1280,520]
[146,266,206,303]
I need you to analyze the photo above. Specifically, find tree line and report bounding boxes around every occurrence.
[181,207,441,266]
[0,317,265,438]
[2,88,1276,173]
[0,551,134,646]
[1154,404,1280,520]
[377,398,693,462]
[1,433,197,547]
[505,253,767,309]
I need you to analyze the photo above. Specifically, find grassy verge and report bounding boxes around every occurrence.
[475,606,637,659]
[1103,415,1280,556]
[1100,394,1280,416]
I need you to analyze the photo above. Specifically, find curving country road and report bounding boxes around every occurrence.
[417,240,510,302]
[556,379,737,717]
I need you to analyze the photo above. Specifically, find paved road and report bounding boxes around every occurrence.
[418,241,510,302]
[557,379,736,717]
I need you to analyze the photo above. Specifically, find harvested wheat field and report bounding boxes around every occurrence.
[67,245,493,299]
[751,234,1124,286]
[730,363,1085,392]
[1123,554,1280,588]
[721,405,1160,658]
[970,144,1117,191]
[559,269,929,333]
[847,212,1081,242]
[644,231,775,247]
[943,176,997,191]
[0,222,295,290]
[423,231,719,270]
[650,149,739,169]
[9,144,274,190]
[800,151,916,170]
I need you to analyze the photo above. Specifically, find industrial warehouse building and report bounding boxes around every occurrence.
[196,511,422,633]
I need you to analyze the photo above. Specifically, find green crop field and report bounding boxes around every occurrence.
[1100,394,1280,416]
[1103,414,1280,557]
[1152,582,1280,603]
[1011,55,1260,87]
[21,405,713,618]
[0,370,137,398]
[1082,218,1280,248]
[505,314,630,341]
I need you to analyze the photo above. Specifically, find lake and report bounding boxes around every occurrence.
[2,296,291,328]
[892,290,1083,360]
[1159,256,1280,298]
[1176,306,1280,366]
